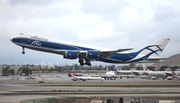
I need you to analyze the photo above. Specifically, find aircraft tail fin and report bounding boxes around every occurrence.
[68,73,73,78]
[73,72,76,76]
[114,66,121,71]
[172,71,178,78]
[106,65,109,73]
[137,38,170,58]
[142,65,149,71]
[113,66,118,71]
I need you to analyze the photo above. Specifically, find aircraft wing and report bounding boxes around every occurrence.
[55,48,133,58]
[56,50,66,55]
[164,71,172,75]
[99,48,133,56]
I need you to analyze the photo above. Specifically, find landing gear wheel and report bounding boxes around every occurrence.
[80,63,84,66]
[85,62,91,66]
[85,59,91,66]
[79,58,84,66]
[22,51,25,54]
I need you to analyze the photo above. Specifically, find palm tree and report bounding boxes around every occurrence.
[1,65,11,76]
[10,69,14,75]
[17,66,32,76]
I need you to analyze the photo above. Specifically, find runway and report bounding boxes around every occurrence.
[0,73,180,103]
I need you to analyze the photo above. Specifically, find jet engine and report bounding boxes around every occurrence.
[86,51,99,58]
[63,51,78,59]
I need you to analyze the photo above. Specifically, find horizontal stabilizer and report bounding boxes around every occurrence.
[142,57,166,61]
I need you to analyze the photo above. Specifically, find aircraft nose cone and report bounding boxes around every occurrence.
[9,37,12,41]
[9,36,14,42]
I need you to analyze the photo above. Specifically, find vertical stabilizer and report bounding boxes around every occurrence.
[68,73,73,77]
[172,71,178,78]
[142,65,149,71]
[132,38,170,61]
[106,65,109,73]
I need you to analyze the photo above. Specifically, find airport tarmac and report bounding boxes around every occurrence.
[0,73,180,103]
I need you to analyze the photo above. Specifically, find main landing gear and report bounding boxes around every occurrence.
[79,58,91,66]
[85,59,91,66]
[22,47,25,54]
[79,59,84,66]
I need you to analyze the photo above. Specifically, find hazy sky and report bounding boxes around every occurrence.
[0,0,180,66]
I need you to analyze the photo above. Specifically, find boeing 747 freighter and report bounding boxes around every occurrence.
[10,33,170,66]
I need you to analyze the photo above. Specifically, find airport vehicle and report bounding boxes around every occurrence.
[10,33,170,66]
[150,76,157,80]
[167,76,173,80]
[140,75,147,79]
[27,76,34,79]
[172,71,180,80]
[68,73,104,81]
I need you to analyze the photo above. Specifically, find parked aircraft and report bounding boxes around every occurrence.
[68,73,104,81]
[10,33,170,66]
[143,66,167,76]
[116,67,136,78]
[73,72,83,77]
[105,65,115,76]
[172,71,180,80]
[99,65,119,80]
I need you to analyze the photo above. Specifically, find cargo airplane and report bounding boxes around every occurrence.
[10,33,170,66]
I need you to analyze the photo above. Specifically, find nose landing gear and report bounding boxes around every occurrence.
[22,47,25,54]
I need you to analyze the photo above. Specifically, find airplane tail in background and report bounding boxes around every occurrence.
[106,65,109,73]
[137,38,170,59]
[73,71,76,76]
[172,71,179,78]
[68,73,73,78]
[142,65,149,71]
[113,66,121,71]
[113,66,118,71]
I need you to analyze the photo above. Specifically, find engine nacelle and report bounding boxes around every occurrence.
[87,51,99,58]
[64,51,78,59]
